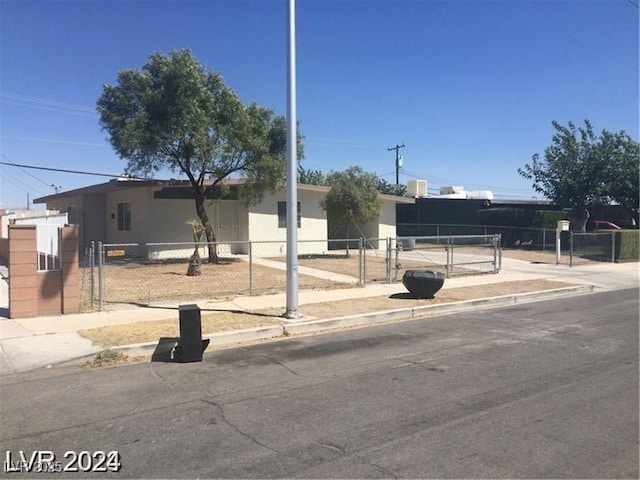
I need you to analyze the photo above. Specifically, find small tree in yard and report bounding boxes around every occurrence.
[186,219,204,276]
[518,120,639,231]
[98,49,301,263]
[320,166,382,255]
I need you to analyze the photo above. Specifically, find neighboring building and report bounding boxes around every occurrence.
[0,209,68,263]
[396,195,637,236]
[396,197,561,229]
[34,178,413,257]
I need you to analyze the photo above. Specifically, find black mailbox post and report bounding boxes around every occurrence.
[177,304,203,362]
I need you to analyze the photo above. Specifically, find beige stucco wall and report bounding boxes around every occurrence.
[248,189,327,256]
[105,186,153,245]
[139,195,246,258]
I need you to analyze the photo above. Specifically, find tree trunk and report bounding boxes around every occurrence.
[568,206,590,232]
[194,190,219,263]
[186,250,202,276]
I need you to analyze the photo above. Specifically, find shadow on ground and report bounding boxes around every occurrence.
[151,337,210,363]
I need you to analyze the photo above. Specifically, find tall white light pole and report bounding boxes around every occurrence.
[284,0,300,319]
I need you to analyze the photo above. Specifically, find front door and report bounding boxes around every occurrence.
[214,201,239,243]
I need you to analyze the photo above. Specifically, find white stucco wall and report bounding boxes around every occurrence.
[377,200,398,240]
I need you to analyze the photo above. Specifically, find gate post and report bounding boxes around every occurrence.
[98,241,104,310]
[386,237,391,283]
[569,232,574,267]
[358,237,364,285]
[90,241,95,308]
[249,241,253,295]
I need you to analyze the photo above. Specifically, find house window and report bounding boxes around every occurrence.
[277,201,301,228]
[117,202,131,231]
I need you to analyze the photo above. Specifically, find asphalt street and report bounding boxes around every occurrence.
[1,288,638,479]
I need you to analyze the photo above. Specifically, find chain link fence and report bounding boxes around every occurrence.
[392,235,502,281]
[79,235,504,310]
[398,223,557,250]
[569,232,617,266]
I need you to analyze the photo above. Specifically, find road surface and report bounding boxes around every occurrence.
[1,288,638,478]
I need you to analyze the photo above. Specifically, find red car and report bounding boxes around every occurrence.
[589,220,621,232]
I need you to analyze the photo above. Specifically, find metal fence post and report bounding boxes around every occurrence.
[363,238,367,284]
[386,237,391,283]
[493,236,498,274]
[90,241,95,309]
[249,241,253,295]
[611,231,616,263]
[358,237,364,285]
[449,237,454,277]
[445,237,451,278]
[498,234,502,272]
[97,241,104,310]
[569,232,574,267]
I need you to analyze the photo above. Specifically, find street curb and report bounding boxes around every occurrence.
[110,325,286,357]
[283,284,594,336]
[106,284,593,358]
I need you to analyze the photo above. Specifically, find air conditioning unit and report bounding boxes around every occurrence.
[407,179,427,197]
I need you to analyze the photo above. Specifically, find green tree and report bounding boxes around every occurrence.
[320,166,382,243]
[599,129,640,210]
[98,50,300,262]
[376,178,407,197]
[297,165,327,185]
[518,120,639,231]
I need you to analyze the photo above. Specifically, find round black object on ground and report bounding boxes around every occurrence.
[402,270,445,299]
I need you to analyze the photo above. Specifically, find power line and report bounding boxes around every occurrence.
[0,100,99,118]
[0,160,139,179]
[1,154,54,189]
[0,168,47,196]
[0,91,96,112]
[2,135,109,148]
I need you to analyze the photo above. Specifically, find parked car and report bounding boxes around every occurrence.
[588,220,621,232]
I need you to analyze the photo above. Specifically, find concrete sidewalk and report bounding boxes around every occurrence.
[0,259,637,375]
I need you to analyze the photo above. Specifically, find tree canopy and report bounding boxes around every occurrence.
[298,165,408,197]
[97,49,300,262]
[518,119,639,230]
[319,166,382,236]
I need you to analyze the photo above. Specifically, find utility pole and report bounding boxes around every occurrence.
[388,143,405,185]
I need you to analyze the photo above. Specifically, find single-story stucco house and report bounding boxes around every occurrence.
[33,178,414,258]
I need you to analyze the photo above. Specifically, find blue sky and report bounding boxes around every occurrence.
[1,0,638,209]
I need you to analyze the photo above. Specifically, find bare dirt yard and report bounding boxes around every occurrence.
[79,279,574,348]
[78,247,591,311]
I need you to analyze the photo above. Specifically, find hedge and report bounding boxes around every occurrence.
[616,230,639,262]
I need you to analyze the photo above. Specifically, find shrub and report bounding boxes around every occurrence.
[616,230,639,261]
